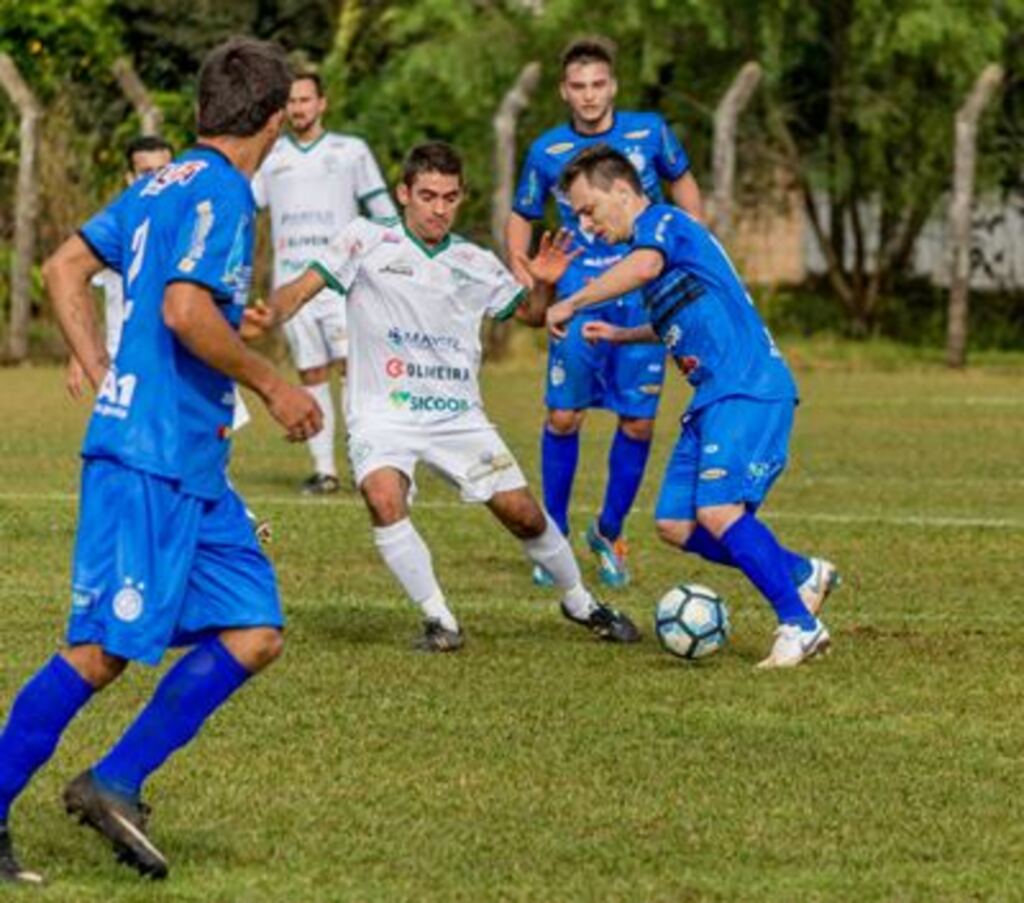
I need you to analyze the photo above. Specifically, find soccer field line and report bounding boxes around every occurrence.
[1,491,1022,531]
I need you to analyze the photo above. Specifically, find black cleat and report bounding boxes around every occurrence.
[412,618,464,653]
[0,826,43,885]
[300,473,341,496]
[561,601,641,644]
[63,771,168,880]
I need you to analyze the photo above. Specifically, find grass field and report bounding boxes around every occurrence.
[1,348,1023,902]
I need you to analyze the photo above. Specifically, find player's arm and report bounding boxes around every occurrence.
[668,171,704,222]
[546,249,664,337]
[240,269,326,341]
[582,321,660,345]
[505,211,537,290]
[164,282,322,441]
[43,235,109,391]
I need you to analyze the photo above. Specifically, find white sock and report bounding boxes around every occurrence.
[522,514,597,618]
[374,519,458,631]
[305,382,336,477]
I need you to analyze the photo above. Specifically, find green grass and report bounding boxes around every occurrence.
[1,353,1023,902]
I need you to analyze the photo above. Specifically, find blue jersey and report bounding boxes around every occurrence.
[513,111,690,299]
[78,146,255,500]
[632,204,797,412]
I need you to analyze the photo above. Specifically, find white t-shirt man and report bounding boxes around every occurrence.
[313,216,527,500]
[252,133,397,369]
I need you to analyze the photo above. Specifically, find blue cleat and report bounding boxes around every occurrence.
[586,520,630,588]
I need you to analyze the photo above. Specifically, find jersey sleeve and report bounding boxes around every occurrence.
[653,115,691,182]
[79,189,132,272]
[469,249,527,320]
[632,207,682,264]
[310,218,376,295]
[512,142,554,221]
[167,184,251,300]
[353,141,396,218]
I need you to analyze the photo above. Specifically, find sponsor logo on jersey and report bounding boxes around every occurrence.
[663,324,681,349]
[546,142,576,155]
[280,210,334,228]
[704,444,720,454]
[680,355,701,375]
[388,390,470,413]
[281,234,331,252]
[639,384,661,396]
[380,262,415,277]
[699,468,728,481]
[626,147,647,173]
[112,578,145,623]
[624,129,651,140]
[655,213,673,245]
[550,362,566,387]
[140,160,208,197]
[386,327,461,352]
[385,358,470,382]
[386,357,405,378]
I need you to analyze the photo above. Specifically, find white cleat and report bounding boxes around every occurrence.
[756,621,831,669]
[798,558,841,616]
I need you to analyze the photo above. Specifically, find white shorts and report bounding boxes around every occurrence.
[282,294,347,371]
[348,421,528,504]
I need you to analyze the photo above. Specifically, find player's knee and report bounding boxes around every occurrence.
[656,519,693,548]
[62,646,127,690]
[695,505,741,538]
[512,503,548,540]
[620,417,654,442]
[223,627,284,673]
[361,484,406,526]
[547,409,583,435]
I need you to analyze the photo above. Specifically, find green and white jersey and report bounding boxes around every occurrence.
[313,217,526,429]
[252,132,396,293]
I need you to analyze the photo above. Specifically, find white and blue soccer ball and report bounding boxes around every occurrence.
[654,584,731,661]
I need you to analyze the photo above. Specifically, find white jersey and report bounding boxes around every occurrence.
[313,217,525,431]
[252,132,395,295]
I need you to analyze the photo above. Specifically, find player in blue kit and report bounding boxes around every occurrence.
[0,39,320,884]
[506,36,704,589]
[547,145,840,668]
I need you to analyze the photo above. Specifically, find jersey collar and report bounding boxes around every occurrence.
[285,131,328,154]
[569,111,618,139]
[403,222,451,258]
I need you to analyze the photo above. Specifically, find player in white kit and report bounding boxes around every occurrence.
[252,72,397,494]
[244,142,640,651]
[65,136,174,398]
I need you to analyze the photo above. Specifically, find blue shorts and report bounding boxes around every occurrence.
[654,397,796,521]
[68,458,283,666]
[545,293,665,417]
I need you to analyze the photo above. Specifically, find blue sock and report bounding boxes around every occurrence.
[598,430,652,542]
[719,514,816,628]
[93,639,251,800]
[541,427,579,537]
[685,525,813,584]
[0,656,94,823]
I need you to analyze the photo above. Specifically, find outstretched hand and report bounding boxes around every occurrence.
[527,229,581,287]
[239,300,276,342]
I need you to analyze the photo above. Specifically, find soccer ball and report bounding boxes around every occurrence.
[654,584,731,660]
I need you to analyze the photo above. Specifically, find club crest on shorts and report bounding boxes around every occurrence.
[113,579,145,623]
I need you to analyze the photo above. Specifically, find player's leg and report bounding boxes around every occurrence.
[540,309,606,528]
[73,486,286,878]
[486,486,639,643]
[0,645,124,884]
[284,301,340,494]
[360,463,461,651]
[689,399,830,668]
[588,297,664,587]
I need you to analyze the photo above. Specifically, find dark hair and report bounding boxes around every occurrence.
[124,135,173,170]
[558,144,643,195]
[292,71,323,96]
[197,37,292,137]
[561,35,616,74]
[401,141,463,187]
